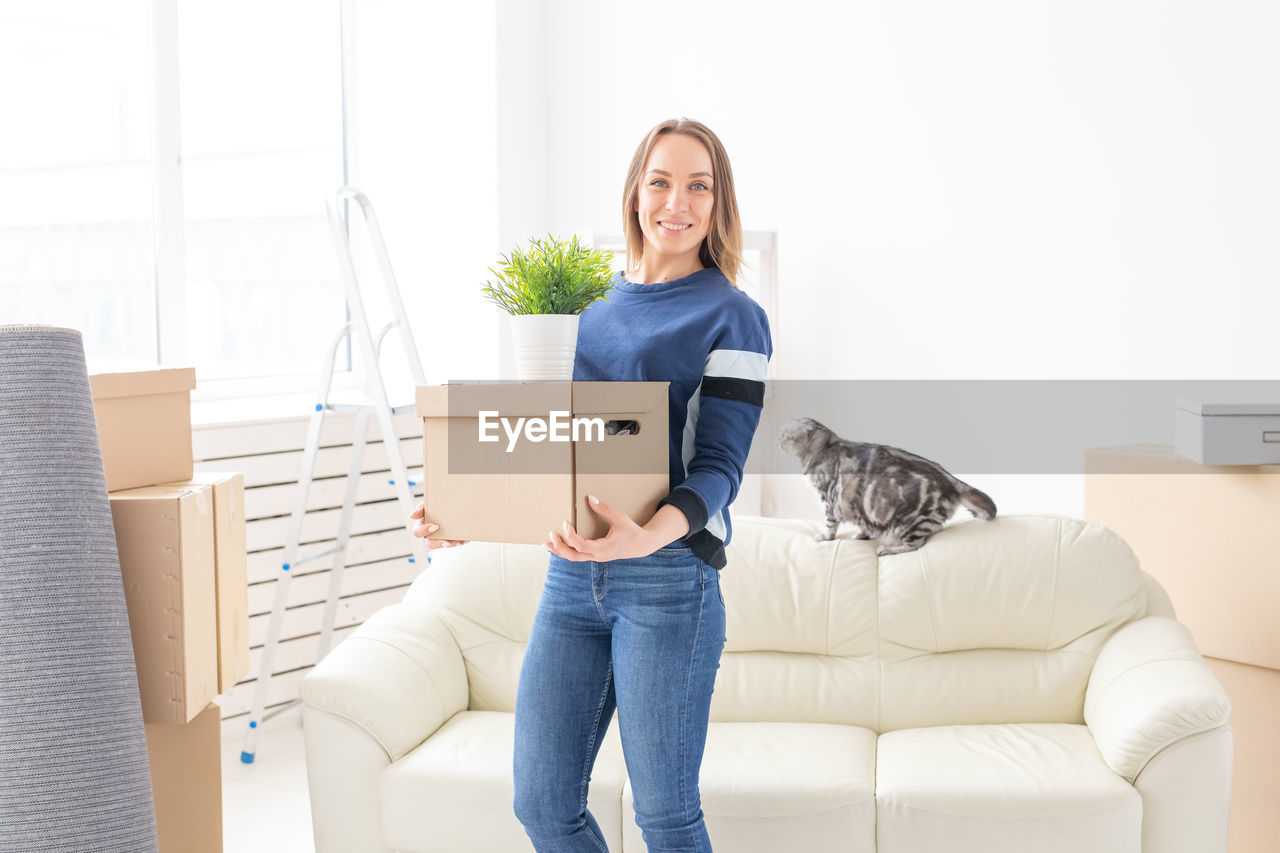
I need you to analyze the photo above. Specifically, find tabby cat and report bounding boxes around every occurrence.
[778,417,997,555]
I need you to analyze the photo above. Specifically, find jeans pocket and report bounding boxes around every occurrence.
[654,543,693,556]
[640,547,707,595]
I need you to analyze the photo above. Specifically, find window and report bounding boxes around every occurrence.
[0,2,156,366]
[0,1,352,398]
[177,0,347,387]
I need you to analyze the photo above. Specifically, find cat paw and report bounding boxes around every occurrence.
[814,532,836,542]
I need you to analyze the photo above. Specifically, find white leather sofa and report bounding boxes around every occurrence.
[299,515,1233,852]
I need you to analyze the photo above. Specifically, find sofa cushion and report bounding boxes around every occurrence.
[380,710,627,853]
[711,651,879,727]
[876,723,1141,853]
[622,721,877,853]
[720,518,879,658]
[878,515,1147,730]
[712,518,881,728]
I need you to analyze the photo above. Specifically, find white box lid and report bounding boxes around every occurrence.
[1174,396,1280,416]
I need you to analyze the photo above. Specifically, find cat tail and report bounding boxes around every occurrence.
[957,484,997,520]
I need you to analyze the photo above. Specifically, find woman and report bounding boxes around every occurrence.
[411,118,771,852]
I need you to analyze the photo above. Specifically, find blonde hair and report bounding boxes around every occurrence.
[621,118,743,285]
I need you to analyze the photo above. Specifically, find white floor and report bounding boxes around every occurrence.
[221,705,317,853]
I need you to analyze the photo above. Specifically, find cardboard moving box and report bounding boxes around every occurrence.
[145,702,223,853]
[1084,445,1280,853]
[417,382,669,543]
[91,367,197,492]
[188,471,250,693]
[1084,444,1280,669]
[110,480,218,724]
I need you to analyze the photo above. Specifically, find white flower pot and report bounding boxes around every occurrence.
[509,313,580,381]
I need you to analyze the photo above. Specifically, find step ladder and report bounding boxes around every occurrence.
[240,187,430,763]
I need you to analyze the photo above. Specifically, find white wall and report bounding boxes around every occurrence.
[345,0,560,386]
[541,0,1280,381]
[493,0,550,379]
[344,1,1280,516]
[343,0,503,388]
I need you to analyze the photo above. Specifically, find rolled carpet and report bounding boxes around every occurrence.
[0,325,159,852]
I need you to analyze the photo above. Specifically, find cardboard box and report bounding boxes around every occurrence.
[416,382,669,543]
[110,481,218,723]
[91,367,197,491]
[188,471,250,693]
[1084,444,1280,670]
[1204,657,1280,853]
[145,702,223,853]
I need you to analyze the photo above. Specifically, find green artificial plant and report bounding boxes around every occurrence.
[481,234,614,315]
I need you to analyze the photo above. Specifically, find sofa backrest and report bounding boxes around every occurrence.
[410,514,1149,732]
[711,517,881,729]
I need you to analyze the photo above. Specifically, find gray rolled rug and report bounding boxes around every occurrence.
[0,325,159,852]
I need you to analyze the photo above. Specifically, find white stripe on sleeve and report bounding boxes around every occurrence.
[704,349,769,381]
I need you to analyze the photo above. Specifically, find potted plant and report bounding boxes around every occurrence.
[481,234,615,380]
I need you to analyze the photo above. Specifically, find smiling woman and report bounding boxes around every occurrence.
[411,117,771,853]
[632,135,716,278]
[621,119,744,286]
[519,119,769,853]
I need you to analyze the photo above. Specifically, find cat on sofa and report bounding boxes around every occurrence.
[778,417,997,555]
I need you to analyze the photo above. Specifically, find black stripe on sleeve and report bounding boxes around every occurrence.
[700,376,765,407]
[657,487,710,536]
[685,529,727,570]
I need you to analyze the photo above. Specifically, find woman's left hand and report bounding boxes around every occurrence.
[546,494,660,562]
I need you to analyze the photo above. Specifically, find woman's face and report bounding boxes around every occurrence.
[635,133,715,266]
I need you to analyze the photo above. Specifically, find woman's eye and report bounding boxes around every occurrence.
[650,179,668,188]
[692,182,709,191]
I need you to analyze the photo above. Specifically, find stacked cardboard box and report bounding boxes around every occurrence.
[110,479,218,723]
[92,367,249,853]
[91,368,197,492]
[189,471,250,695]
[144,704,223,853]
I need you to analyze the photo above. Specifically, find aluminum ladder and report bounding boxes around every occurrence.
[240,187,430,763]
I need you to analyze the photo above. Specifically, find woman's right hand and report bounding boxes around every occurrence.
[410,502,469,548]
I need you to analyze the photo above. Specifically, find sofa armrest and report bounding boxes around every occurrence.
[1084,616,1231,782]
[300,599,468,762]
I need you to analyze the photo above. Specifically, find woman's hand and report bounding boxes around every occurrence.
[410,502,469,549]
[547,496,688,562]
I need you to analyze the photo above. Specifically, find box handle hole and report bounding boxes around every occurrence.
[605,420,640,436]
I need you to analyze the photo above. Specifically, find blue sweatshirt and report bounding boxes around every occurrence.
[574,267,772,569]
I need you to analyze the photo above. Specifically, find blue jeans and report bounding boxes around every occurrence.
[513,545,727,852]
